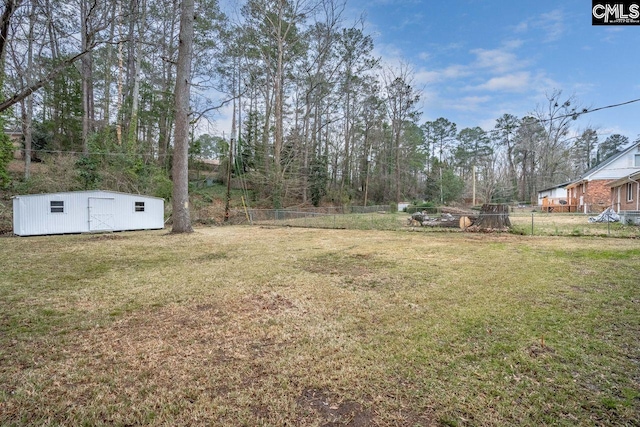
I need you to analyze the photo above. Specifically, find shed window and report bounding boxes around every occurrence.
[50,200,64,213]
[135,201,145,212]
[628,183,634,202]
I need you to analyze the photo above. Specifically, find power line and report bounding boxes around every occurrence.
[540,97,640,123]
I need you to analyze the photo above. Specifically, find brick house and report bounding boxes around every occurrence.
[566,141,640,213]
[610,170,640,213]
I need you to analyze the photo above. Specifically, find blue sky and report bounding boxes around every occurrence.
[345,0,640,143]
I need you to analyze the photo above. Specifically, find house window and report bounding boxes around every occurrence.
[628,183,634,202]
[635,154,640,167]
[135,201,145,212]
[50,200,64,213]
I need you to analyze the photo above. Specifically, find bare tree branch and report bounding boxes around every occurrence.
[191,90,248,124]
[0,49,90,112]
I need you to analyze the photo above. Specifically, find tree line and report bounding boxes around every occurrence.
[0,0,637,210]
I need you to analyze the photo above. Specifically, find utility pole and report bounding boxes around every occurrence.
[439,166,443,204]
[472,165,476,206]
[224,95,237,222]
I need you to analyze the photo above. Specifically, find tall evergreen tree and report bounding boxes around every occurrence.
[171,0,195,233]
[571,128,598,175]
[597,134,629,164]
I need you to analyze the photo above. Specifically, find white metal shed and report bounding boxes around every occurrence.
[12,190,165,236]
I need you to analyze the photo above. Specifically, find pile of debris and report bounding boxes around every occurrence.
[588,207,619,223]
[408,204,511,231]
[408,211,476,229]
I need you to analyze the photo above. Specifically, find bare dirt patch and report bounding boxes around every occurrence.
[297,388,373,427]
[527,342,556,358]
[89,233,127,241]
[244,291,296,312]
[300,252,398,290]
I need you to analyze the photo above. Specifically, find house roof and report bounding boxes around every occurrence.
[566,141,640,188]
[565,178,586,189]
[609,170,640,188]
[538,181,571,193]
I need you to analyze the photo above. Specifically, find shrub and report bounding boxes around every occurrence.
[406,201,438,214]
[0,129,13,189]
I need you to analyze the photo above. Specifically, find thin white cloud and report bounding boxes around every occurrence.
[478,117,498,132]
[470,48,525,74]
[530,74,561,96]
[511,8,566,42]
[446,96,493,112]
[414,64,470,85]
[426,41,465,54]
[472,72,532,92]
[392,13,425,31]
[372,42,405,67]
[365,0,423,5]
[419,89,441,111]
[538,10,565,42]
[466,72,558,98]
[602,26,625,43]
[569,82,596,97]
[502,39,524,49]
[513,21,528,33]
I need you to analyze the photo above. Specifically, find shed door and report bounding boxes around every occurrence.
[88,197,115,231]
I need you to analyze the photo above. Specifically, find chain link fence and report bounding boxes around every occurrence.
[233,206,398,230]
[510,211,640,237]
[229,207,640,238]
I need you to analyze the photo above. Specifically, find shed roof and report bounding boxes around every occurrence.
[12,190,165,200]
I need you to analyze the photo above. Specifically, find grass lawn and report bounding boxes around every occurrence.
[1,227,639,426]
[244,210,640,238]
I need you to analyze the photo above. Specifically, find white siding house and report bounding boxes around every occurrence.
[537,182,569,206]
[13,190,164,236]
[398,202,410,212]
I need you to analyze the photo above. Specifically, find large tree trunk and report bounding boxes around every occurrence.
[102,2,116,128]
[0,0,19,67]
[127,0,146,153]
[80,0,95,154]
[473,204,511,230]
[23,0,36,179]
[273,45,283,208]
[171,0,194,233]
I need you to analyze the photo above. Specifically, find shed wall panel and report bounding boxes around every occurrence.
[13,191,164,236]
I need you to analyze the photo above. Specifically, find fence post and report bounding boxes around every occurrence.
[531,213,534,236]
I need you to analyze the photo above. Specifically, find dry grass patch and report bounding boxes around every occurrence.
[510,212,640,237]
[1,227,639,426]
